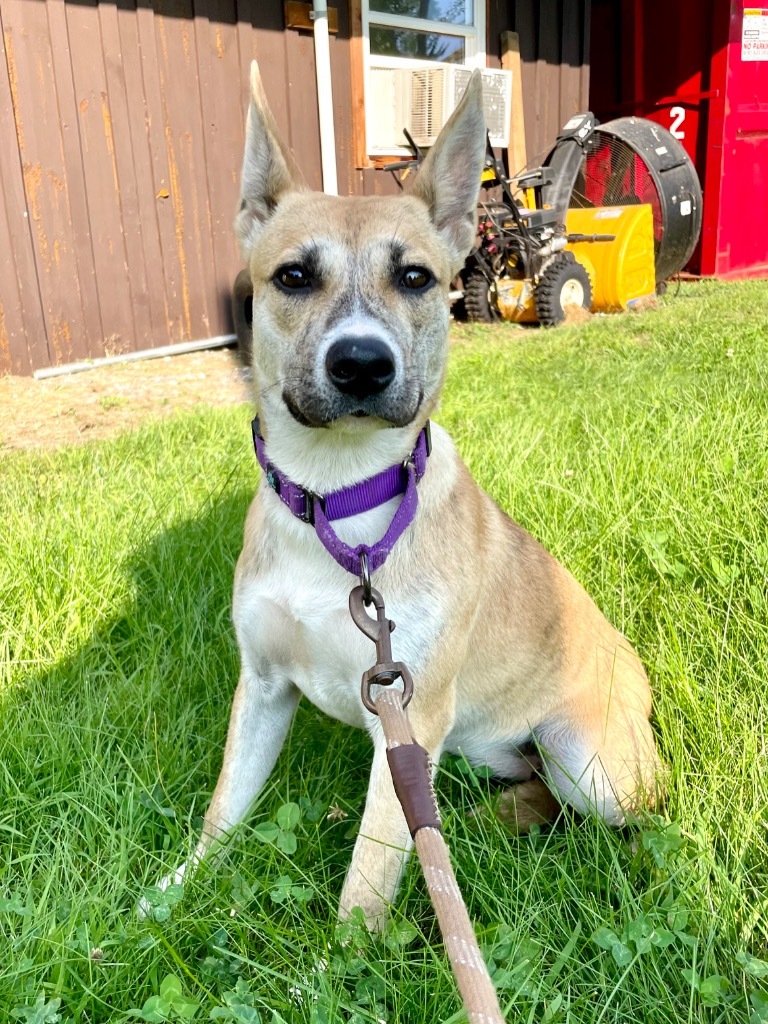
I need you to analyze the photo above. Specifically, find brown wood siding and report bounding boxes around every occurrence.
[0,0,258,373]
[488,0,591,165]
[0,1,589,374]
[3,0,103,366]
[0,7,45,374]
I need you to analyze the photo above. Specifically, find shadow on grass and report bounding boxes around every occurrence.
[6,488,372,907]
[0,482,378,1016]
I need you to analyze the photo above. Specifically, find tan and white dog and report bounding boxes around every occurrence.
[154,65,658,929]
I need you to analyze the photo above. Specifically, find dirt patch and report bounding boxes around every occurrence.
[561,303,593,326]
[627,294,660,314]
[0,347,252,453]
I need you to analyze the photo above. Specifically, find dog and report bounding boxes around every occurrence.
[150,64,658,930]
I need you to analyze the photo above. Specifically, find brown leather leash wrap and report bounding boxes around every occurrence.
[349,585,506,1024]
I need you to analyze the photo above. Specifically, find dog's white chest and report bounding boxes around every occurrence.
[287,605,372,727]
[234,566,376,728]
[234,551,442,730]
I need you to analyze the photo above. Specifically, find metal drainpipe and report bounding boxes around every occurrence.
[312,0,338,195]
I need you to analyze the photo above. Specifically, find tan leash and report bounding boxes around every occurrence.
[350,586,506,1024]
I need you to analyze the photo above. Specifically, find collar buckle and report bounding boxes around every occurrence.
[404,421,432,478]
[297,487,324,526]
[265,464,281,496]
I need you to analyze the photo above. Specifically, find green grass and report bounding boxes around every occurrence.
[2,279,768,1023]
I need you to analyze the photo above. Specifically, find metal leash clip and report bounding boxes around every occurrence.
[359,551,372,605]
[348,585,414,714]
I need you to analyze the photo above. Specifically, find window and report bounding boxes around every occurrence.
[361,0,486,156]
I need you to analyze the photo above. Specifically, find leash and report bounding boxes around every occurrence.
[350,586,505,1024]
[252,419,505,1023]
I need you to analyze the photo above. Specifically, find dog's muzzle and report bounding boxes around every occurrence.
[325,336,396,400]
[281,333,421,428]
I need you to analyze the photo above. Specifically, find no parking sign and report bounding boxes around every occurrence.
[742,8,768,60]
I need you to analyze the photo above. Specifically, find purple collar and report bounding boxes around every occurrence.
[251,417,431,577]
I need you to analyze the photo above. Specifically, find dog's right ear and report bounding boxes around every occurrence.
[235,61,306,259]
[408,71,487,275]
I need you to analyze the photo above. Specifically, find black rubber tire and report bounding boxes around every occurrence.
[463,268,494,323]
[534,253,592,326]
[232,268,254,364]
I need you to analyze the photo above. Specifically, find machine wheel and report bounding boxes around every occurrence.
[463,268,494,323]
[232,268,254,364]
[535,253,592,326]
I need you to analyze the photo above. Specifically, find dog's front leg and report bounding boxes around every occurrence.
[340,704,451,931]
[195,669,301,857]
[146,670,299,904]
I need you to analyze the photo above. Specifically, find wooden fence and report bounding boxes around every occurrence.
[0,1,590,375]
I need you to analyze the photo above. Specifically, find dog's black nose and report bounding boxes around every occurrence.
[325,337,396,399]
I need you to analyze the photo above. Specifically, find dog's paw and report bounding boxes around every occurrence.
[495,778,562,833]
[338,896,390,936]
[136,862,188,920]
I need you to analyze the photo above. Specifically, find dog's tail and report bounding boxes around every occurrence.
[495,778,562,832]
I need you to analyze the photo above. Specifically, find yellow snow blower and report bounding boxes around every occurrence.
[461,112,702,325]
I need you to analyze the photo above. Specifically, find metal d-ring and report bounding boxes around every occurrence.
[348,585,414,715]
[359,551,372,605]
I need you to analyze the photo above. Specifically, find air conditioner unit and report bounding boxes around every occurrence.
[368,64,512,151]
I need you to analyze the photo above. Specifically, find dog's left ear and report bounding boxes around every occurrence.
[408,70,487,274]
[236,61,307,259]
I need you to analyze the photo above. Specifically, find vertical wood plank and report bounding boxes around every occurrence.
[0,6,46,373]
[580,0,591,112]
[485,0,501,68]
[133,0,202,344]
[98,0,165,350]
[560,0,583,126]
[348,0,369,177]
[234,8,255,171]
[283,27,322,190]
[328,0,355,192]
[135,0,187,342]
[244,3,321,188]
[3,0,98,364]
[244,2,292,148]
[193,0,244,334]
[45,0,109,361]
[514,0,540,163]
[114,0,172,347]
[374,168,400,195]
[501,31,528,176]
[152,0,216,341]
[0,185,31,374]
[64,0,140,355]
[362,167,378,196]
[536,0,560,156]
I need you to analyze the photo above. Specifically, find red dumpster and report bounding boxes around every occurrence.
[590,0,768,278]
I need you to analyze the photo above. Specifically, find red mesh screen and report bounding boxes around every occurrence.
[572,133,663,245]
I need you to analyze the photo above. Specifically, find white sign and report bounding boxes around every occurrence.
[742,8,768,61]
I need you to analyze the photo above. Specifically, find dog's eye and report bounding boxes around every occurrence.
[399,266,434,292]
[274,264,312,292]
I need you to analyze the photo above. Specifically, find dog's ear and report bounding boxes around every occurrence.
[236,61,306,259]
[408,70,487,273]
